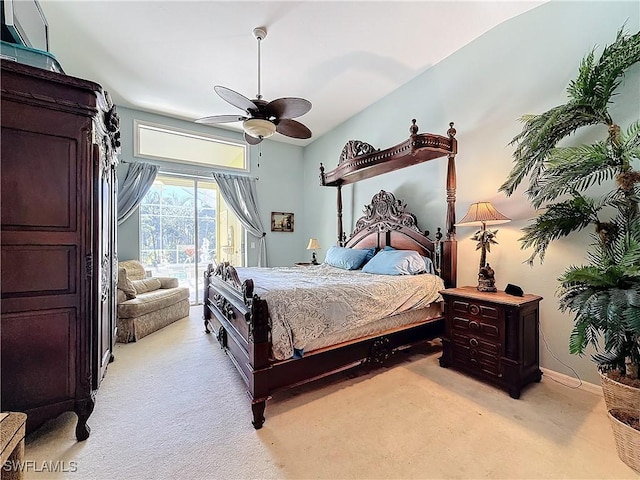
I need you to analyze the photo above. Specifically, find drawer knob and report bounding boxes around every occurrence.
[469,321,479,330]
[469,304,480,315]
[469,338,479,347]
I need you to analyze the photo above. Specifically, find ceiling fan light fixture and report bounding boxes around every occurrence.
[243,118,276,139]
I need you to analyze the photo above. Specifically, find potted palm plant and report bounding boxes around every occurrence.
[500,28,640,472]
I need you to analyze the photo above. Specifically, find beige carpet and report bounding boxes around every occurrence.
[23,307,638,480]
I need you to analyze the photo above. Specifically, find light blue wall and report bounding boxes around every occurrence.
[116,106,305,267]
[302,0,639,385]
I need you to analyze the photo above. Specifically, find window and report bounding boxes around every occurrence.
[134,120,247,171]
[139,175,244,304]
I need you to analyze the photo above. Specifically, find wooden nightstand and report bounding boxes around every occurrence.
[439,286,543,398]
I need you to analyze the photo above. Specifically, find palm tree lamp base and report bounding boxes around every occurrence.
[477,263,497,292]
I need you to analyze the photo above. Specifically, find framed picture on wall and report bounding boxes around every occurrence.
[271,212,294,232]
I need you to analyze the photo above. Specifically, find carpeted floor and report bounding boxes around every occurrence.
[23,307,639,479]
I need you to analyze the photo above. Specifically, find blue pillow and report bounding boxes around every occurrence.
[362,249,427,275]
[324,246,370,270]
[383,247,436,274]
[363,247,376,262]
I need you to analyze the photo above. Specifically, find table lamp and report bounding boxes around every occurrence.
[456,202,510,292]
[306,238,321,265]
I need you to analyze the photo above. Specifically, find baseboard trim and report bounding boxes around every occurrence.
[541,367,603,397]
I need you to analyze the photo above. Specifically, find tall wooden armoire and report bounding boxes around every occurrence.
[1,61,120,440]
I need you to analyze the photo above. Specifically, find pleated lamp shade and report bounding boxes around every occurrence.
[457,202,510,227]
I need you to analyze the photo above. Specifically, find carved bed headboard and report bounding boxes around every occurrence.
[344,190,445,279]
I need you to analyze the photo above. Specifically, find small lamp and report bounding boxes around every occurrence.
[306,238,321,265]
[456,202,510,292]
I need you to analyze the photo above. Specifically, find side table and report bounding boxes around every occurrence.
[439,286,543,398]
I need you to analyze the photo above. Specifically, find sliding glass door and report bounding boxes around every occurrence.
[139,175,244,304]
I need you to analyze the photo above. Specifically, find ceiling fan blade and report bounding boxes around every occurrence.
[276,119,312,139]
[214,85,258,113]
[244,132,263,145]
[195,114,248,125]
[266,97,312,119]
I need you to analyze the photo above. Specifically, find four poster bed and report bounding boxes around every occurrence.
[203,120,458,429]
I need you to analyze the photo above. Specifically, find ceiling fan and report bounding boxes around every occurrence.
[195,27,312,145]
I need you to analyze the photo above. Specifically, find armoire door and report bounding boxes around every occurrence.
[92,144,113,389]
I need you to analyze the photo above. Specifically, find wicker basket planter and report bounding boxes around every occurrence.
[608,408,640,473]
[599,370,640,411]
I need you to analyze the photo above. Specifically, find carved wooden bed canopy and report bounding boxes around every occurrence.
[319,119,458,284]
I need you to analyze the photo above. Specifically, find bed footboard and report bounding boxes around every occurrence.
[203,262,271,427]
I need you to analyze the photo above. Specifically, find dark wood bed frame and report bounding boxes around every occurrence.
[203,120,458,429]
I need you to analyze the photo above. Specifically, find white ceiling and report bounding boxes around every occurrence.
[40,1,544,146]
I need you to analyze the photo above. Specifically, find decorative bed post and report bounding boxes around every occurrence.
[445,122,458,239]
[443,122,458,287]
[336,184,344,245]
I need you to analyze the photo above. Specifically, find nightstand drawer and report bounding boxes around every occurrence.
[451,344,500,377]
[451,330,500,355]
[452,299,500,322]
[452,315,500,340]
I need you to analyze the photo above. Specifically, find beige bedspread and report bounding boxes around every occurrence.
[235,264,445,360]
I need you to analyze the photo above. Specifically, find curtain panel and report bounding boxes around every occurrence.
[212,173,268,267]
[117,162,159,225]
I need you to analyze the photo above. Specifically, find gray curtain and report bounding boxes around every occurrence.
[212,173,268,267]
[117,162,159,225]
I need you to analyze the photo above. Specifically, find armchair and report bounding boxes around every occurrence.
[116,260,190,343]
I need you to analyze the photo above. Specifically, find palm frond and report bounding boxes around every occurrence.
[519,197,597,264]
[570,321,600,355]
[566,49,596,101]
[501,27,640,198]
[592,350,627,371]
[500,105,605,197]
[625,299,640,333]
[531,143,621,207]
[622,120,640,151]
[588,28,640,111]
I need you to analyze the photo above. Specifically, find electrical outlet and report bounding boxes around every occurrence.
[250,242,256,249]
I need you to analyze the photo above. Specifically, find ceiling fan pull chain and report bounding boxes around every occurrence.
[258,143,262,168]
